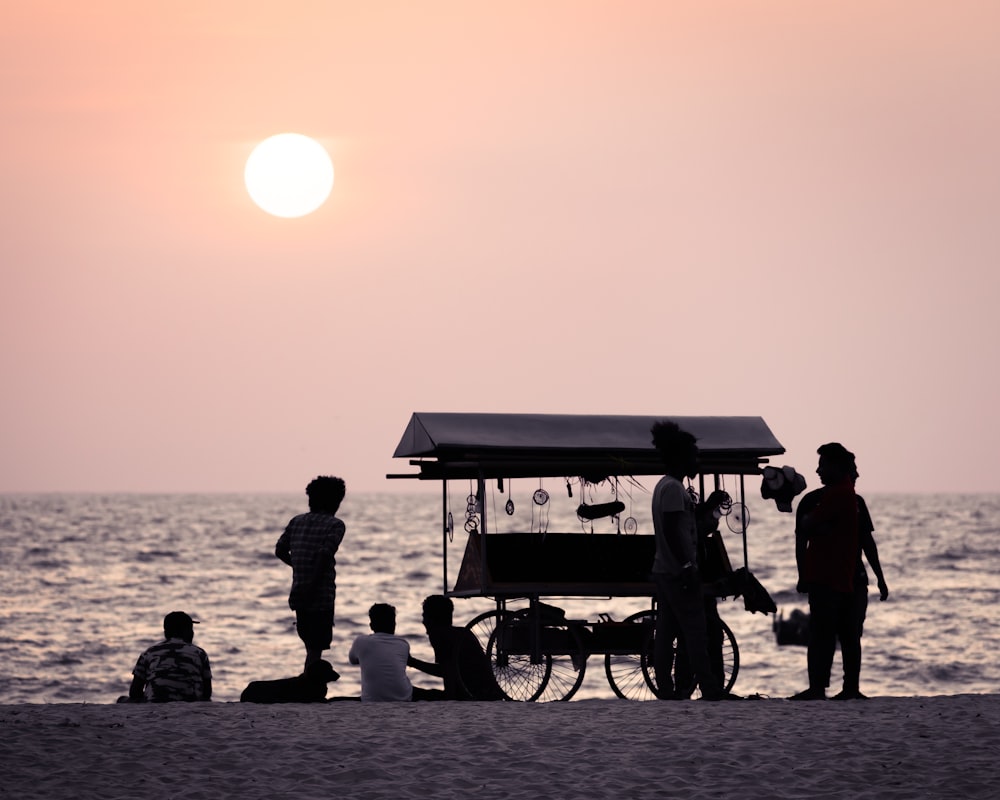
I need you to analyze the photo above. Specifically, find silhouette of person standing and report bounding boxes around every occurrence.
[275,476,347,671]
[791,443,860,700]
[649,420,722,701]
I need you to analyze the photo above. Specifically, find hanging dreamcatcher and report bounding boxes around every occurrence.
[531,482,550,533]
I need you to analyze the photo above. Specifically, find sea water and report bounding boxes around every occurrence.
[1,489,997,703]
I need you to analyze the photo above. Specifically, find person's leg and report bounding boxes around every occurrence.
[664,579,720,699]
[305,647,323,671]
[652,575,677,699]
[411,687,448,701]
[296,609,333,672]
[805,588,836,695]
[705,598,724,686]
[837,591,864,697]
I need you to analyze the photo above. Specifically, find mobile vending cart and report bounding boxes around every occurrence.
[388,412,783,702]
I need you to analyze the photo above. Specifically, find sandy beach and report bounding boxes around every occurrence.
[2,695,998,799]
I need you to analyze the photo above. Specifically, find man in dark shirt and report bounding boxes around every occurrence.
[794,452,890,701]
[791,443,859,701]
[407,595,504,701]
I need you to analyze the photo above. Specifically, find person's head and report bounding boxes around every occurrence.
[163,611,197,643]
[368,603,397,634]
[816,443,856,486]
[306,476,346,514]
[650,420,699,480]
[421,595,454,630]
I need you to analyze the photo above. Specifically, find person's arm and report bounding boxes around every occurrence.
[406,654,443,677]
[660,509,699,589]
[794,490,825,592]
[128,674,146,702]
[201,652,212,701]
[859,527,889,601]
[348,637,362,666]
[275,528,292,566]
[660,510,697,565]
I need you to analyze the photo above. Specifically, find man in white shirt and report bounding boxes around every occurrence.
[348,603,414,702]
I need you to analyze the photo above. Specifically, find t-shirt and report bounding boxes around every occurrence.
[133,638,212,702]
[651,475,698,576]
[275,512,345,612]
[348,632,413,702]
[797,481,859,593]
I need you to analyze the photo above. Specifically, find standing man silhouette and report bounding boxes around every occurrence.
[649,420,722,701]
[791,443,860,700]
[276,476,347,671]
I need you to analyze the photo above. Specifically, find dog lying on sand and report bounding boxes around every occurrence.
[240,659,340,703]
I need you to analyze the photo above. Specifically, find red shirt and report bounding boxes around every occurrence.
[800,480,859,593]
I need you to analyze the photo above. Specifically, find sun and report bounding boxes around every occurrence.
[244,133,334,218]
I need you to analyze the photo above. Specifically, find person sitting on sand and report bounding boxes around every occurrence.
[240,659,340,703]
[407,595,505,701]
[124,611,212,702]
[348,603,424,701]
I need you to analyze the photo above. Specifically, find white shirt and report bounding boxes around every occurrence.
[348,632,413,702]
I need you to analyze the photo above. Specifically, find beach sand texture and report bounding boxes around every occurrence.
[2,695,998,799]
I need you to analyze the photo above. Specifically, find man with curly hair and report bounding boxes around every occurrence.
[650,420,723,701]
[276,476,347,670]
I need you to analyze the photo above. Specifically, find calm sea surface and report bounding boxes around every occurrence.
[1,489,998,703]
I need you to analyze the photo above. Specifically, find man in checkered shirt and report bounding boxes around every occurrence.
[275,476,347,670]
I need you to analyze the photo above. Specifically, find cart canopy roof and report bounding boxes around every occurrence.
[390,412,784,480]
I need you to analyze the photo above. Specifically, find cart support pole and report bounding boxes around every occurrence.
[741,473,749,569]
[478,475,487,595]
[442,480,449,595]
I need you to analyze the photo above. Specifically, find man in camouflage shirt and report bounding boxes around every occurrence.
[128,611,212,702]
[275,476,347,670]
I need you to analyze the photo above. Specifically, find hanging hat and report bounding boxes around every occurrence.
[761,465,807,512]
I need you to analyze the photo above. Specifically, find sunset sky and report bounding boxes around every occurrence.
[2,1,998,495]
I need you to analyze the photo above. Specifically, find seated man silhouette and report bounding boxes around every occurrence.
[407,595,505,701]
[348,603,419,701]
[123,611,212,702]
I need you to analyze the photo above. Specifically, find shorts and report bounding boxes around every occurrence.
[295,608,334,650]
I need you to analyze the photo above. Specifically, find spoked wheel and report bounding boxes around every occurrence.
[641,615,740,699]
[604,610,657,700]
[487,608,588,702]
[465,609,505,653]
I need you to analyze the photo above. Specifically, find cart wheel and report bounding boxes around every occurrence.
[605,611,740,700]
[465,609,505,654]
[641,616,740,699]
[604,610,657,701]
[487,609,587,702]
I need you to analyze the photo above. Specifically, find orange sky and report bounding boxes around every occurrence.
[2,1,999,494]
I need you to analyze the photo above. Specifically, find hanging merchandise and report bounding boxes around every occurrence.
[531,484,550,533]
[726,502,750,533]
[464,486,481,534]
